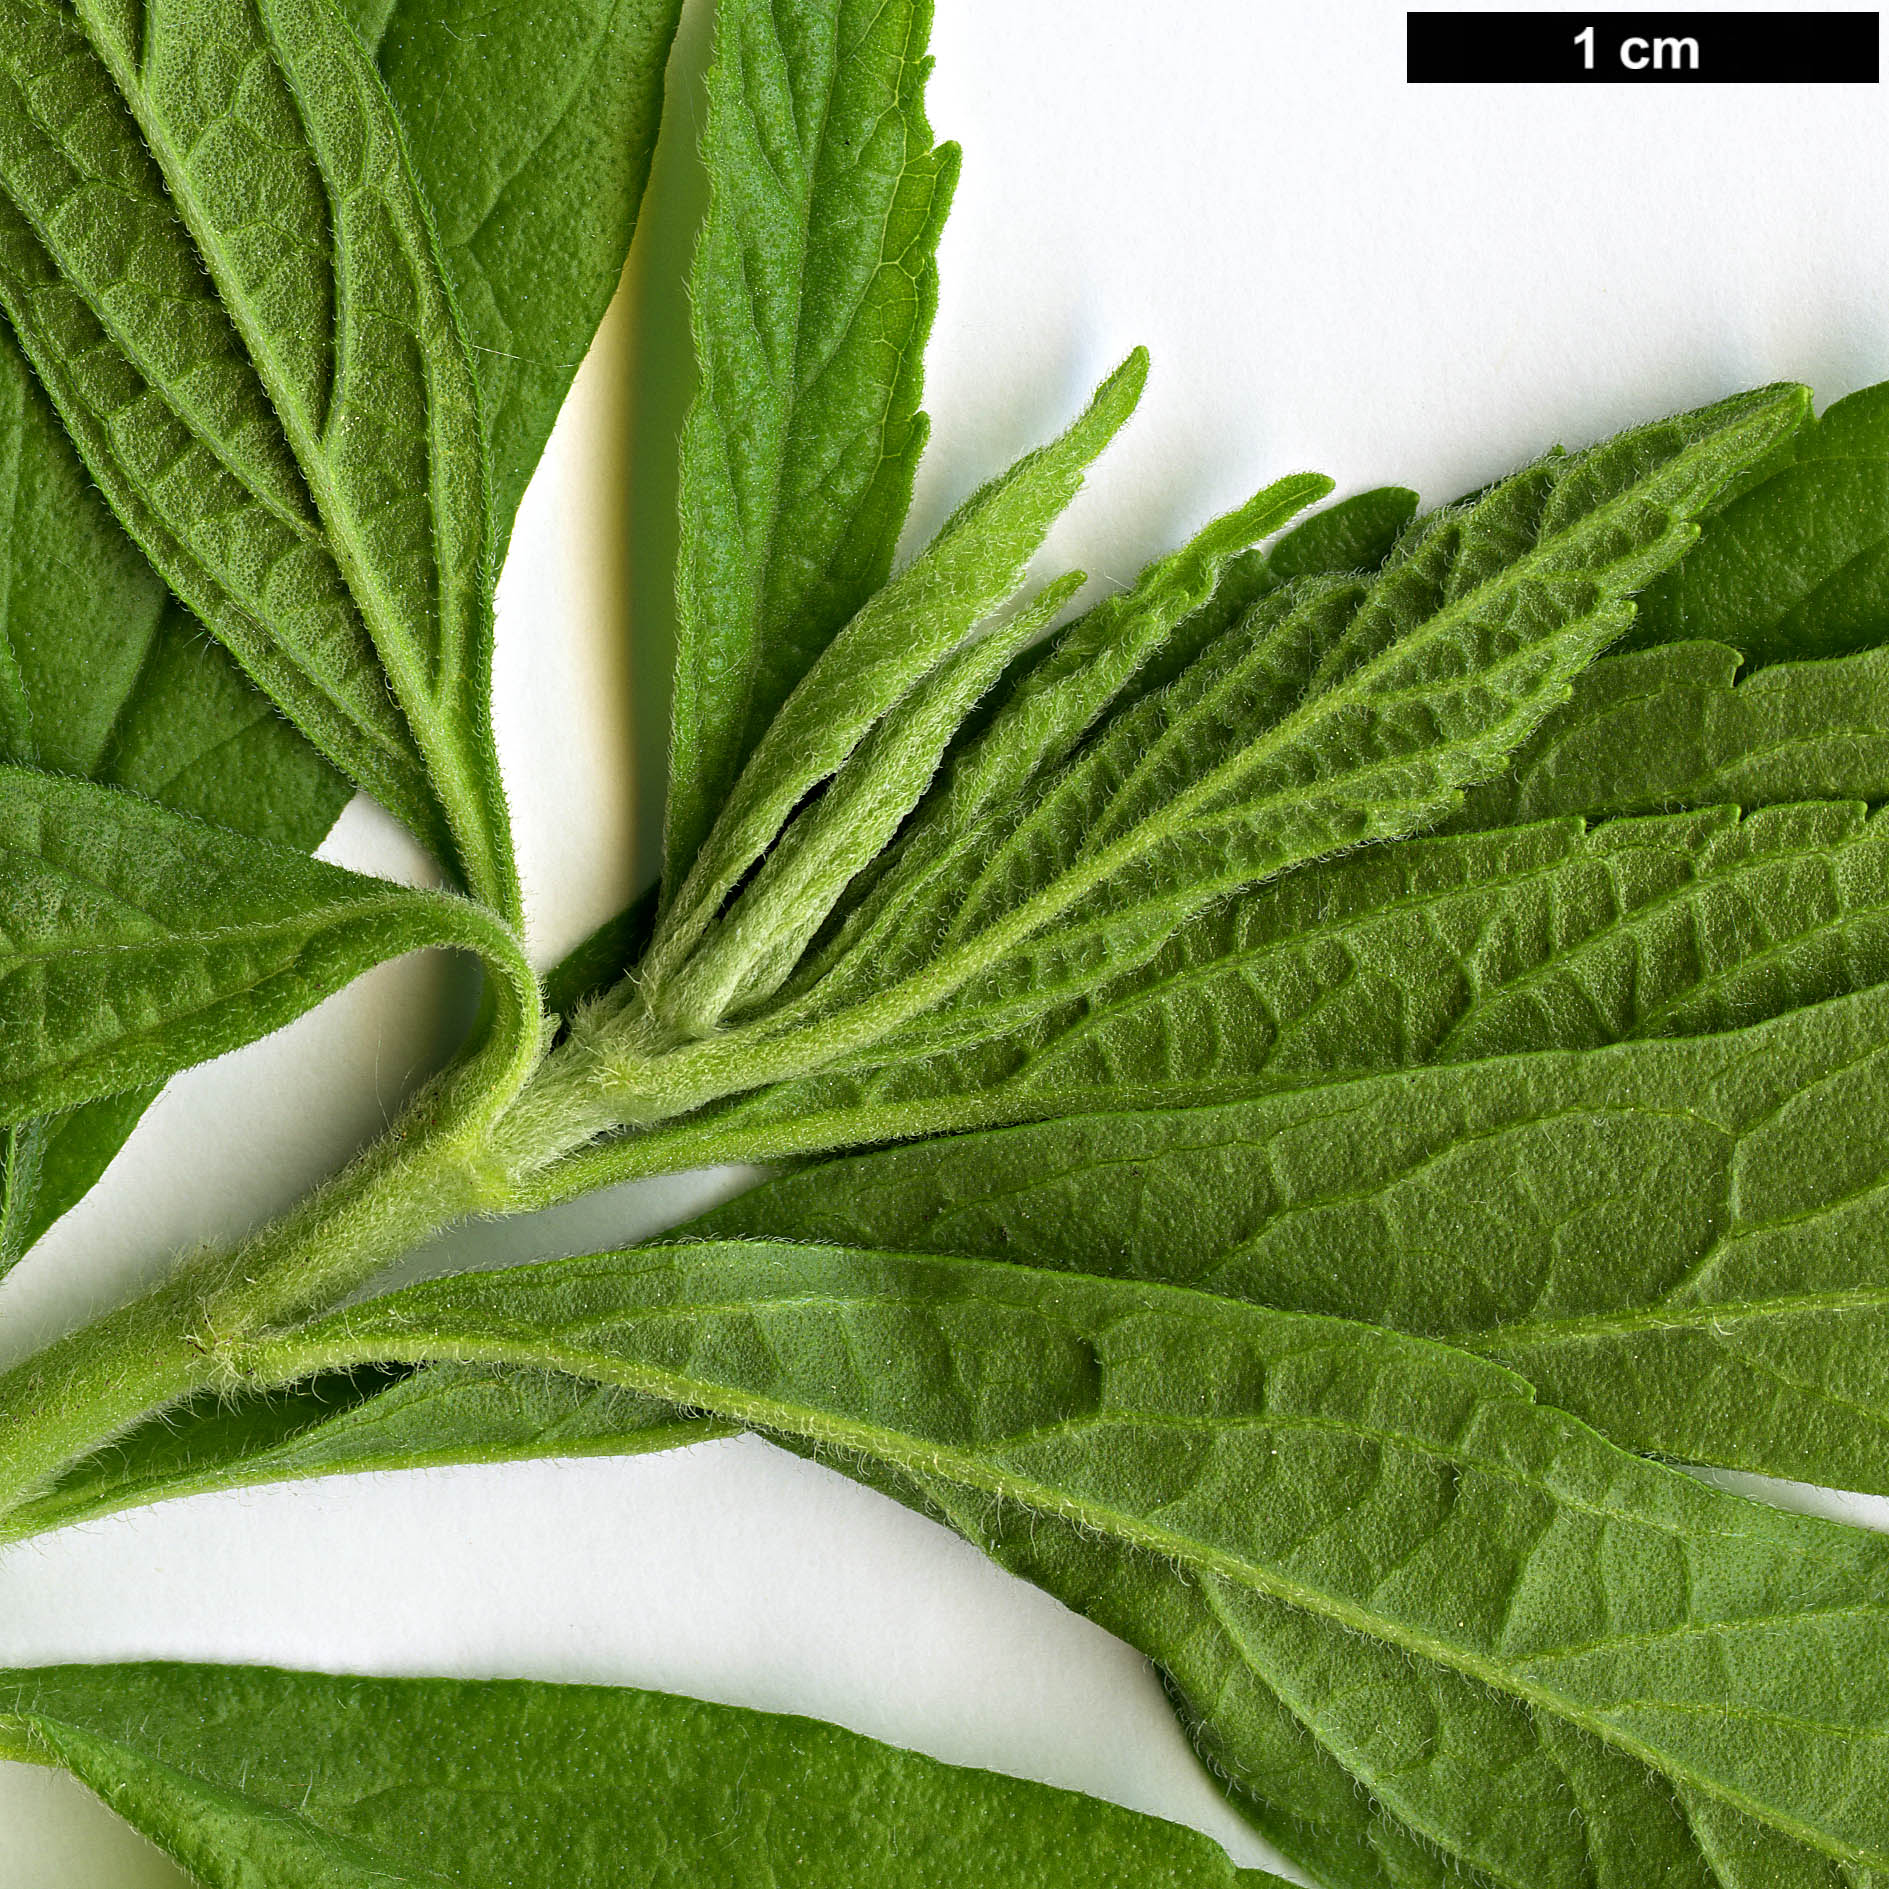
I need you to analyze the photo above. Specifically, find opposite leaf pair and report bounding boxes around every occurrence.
[9,1,1889,1886]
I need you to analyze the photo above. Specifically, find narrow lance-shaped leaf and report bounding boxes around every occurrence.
[0,314,347,1256]
[0,767,530,1137]
[564,385,1806,1133]
[32,1319,1864,1888]
[351,0,685,548]
[665,0,961,890]
[0,0,515,910]
[3,1364,730,1543]
[705,974,1889,1504]
[642,348,1147,1006]
[258,1239,1889,1876]
[0,1661,1287,1887]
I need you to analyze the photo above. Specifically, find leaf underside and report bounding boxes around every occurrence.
[272,1240,1889,1885]
[0,1660,1286,1887]
[663,0,959,890]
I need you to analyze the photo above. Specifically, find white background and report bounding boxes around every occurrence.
[6,3,1889,1881]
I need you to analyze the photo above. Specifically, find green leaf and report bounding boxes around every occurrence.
[0,1660,1287,1887]
[658,471,1334,1037]
[703,975,1889,1502]
[0,0,515,911]
[1633,378,1889,664]
[1264,484,1419,584]
[355,0,685,548]
[664,0,961,889]
[645,348,1148,1009]
[14,1087,156,1255]
[262,1238,1889,1876]
[547,385,1805,1147]
[0,767,527,1135]
[761,388,1805,1045]
[0,1113,42,1271]
[567,628,1889,1188]
[5,1364,727,1542]
[624,796,1889,1170]
[1449,637,1889,830]
[662,570,1092,1032]
[0,312,348,1257]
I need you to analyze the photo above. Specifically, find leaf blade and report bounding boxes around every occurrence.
[704,976,1889,1502]
[0,0,513,906]
[0,1660,1286,1887]
[0,310,348,1256]
[366,0,685,547]
[1633,378,1889,665]
[269,1238,1889,1872]
[0,766,522,1133]
[5,1364,727,1541]
[664,0,960,888]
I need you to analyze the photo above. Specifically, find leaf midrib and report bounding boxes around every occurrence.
[281,1306,1889,1871]
[72,5,464,785]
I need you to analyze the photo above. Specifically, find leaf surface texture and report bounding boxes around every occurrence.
[0,768,524,1132]
[665,0,959,886]
[0,1660,1284,1886]
[270,1239,1889,1876]
[0,0,513,904]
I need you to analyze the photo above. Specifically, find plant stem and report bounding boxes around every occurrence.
[0,944,914,1519]
[0,990,558,1520]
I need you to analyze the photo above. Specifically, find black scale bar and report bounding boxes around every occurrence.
[1408,11,1879,81]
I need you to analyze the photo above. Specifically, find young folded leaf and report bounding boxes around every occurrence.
[355,0,685,550]
[0,768,531,1140]
[532,475,1368,1039]
[1632,377,1889,664]
[705,975,1889,1501]
[799,474,1338,982]
[255,1240,1889,1874]
[661,570,1090,1032]
[666,0,961,889]
[644,348,1148,999]
[0,1660,1288,1887]
[662,474,1338,1034]
[0,0,515,912]
[554,384,1805,1142]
